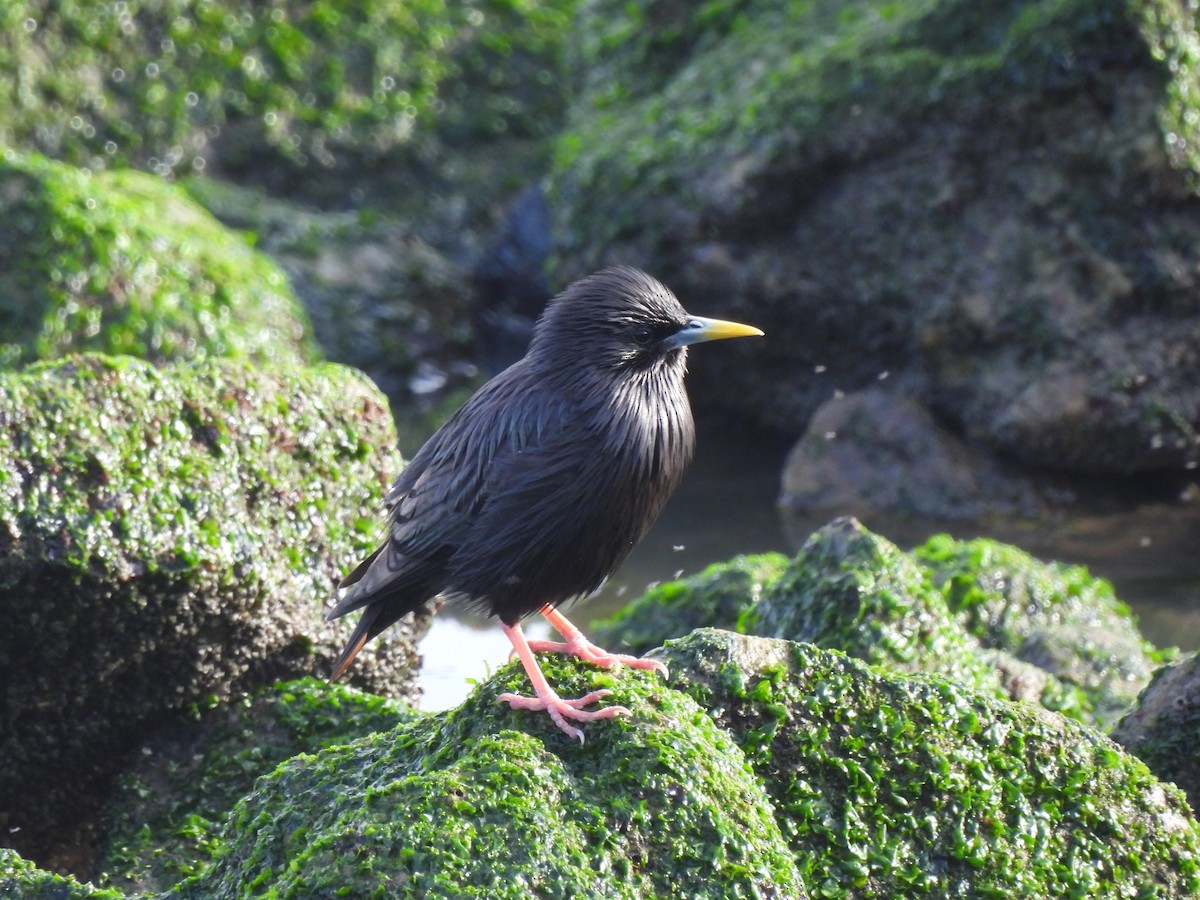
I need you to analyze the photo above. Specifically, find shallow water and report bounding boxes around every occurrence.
[418,425,1200,711]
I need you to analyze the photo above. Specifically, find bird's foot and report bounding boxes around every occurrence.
[497,687,628,743]
[523,636,669,678]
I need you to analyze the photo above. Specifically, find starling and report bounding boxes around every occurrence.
[326,266,763,740]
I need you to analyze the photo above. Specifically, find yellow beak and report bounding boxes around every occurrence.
[666,316,764,349]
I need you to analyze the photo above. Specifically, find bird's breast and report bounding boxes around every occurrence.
[601,375,695,501]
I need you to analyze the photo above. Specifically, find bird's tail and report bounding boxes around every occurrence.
[327,602,382,682]
[325,539,442,681]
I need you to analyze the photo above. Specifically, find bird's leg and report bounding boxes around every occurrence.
[497,621,628,743]
[523,605,669,677]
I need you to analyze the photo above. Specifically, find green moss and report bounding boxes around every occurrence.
[0,149,317,369]
[0,354,390,592]
[551,0,1160,261]
[0,354,420,863]
[590,552,789,655]
[154,631,1200,897]
[98,678,419,895]
[0,849,124,900]
[165,657,804,899]
[913,533,1166,729]
[743,519,1004,698]
[659,629,1200,899]
[592,520,1159,733]
[0,0,578,180]
[1134,0,1200,180]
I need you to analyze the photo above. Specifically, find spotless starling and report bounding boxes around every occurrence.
[326,266,763,741]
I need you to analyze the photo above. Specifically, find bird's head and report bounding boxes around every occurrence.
[528,267,763,381]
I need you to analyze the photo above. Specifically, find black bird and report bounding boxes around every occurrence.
[326,267,763,740]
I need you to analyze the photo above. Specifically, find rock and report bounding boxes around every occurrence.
[0,355,429,871]
[471,185,555,375]
[779,389,1050,519]
[598,518,1160,731]
[97,678,420,896]
[0,151,318,370]
[590,553,789,656]
[914,533,1167,729]
[0,6,575,378]
[72,630,1200,897]
[163,655,805,899]
[550,0,1200,477]
[745,518,1005,696]
[654,630,1200,898]
[0,849,118,900]
[0,3,574,194]
[1113,651,1200,811]
[10,630,1195,897]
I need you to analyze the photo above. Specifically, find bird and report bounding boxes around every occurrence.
[326,266,763,741]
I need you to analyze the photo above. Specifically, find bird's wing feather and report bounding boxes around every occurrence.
[326,361,545,620]
[447,386,671,616]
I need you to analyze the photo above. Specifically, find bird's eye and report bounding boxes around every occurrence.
[632,326,654,346]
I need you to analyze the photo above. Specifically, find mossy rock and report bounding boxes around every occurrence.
[590,552,788,656]
[914,533,1167,730]
[658,629,1200,898]
[0,1,578,209]
[0,849,122,900]
[1113,650,1200,813]
[130,630,1200,897]
[549,1,1200,475]
[0,354,427,869]
[552,0,1150,263]
[164,656,804,899]
[600,519,1157,733]
[743,518,1004,698]
[97,678,420,896]
[0,150,317,369]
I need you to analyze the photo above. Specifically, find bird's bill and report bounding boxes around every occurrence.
[666,316,765,349]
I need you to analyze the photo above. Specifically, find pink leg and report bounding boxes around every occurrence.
[497,621,629,743]
[523,605,669,677]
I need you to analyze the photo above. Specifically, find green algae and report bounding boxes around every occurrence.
[166,656,804,899]
[659,629,1200,899]
[149,631,1200,898]
[98,678,420,895]
[0,354,391,594]
[0,849,123,900]
[598,519,1158,733]
[590,553,789,656]
[0,1,578,181]
[552,0,1151,261]
[913,533,1167,730]
[0,353,419,865]
[0,149,317,369]
[1134,0,1200,180]
[744,519,1004,698]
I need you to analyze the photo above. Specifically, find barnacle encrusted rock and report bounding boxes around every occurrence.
[0,354,427,865]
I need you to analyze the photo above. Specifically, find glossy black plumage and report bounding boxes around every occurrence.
[326,266,761,737]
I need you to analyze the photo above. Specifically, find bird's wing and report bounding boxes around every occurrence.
[447,392,655,613]
[326,363,543,620]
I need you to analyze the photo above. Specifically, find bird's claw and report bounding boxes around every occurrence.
[524,638,670,679]
[497,688,629,742]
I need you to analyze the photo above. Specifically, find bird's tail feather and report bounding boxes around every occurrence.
[327,604,380,682]
[325,541,444,680]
